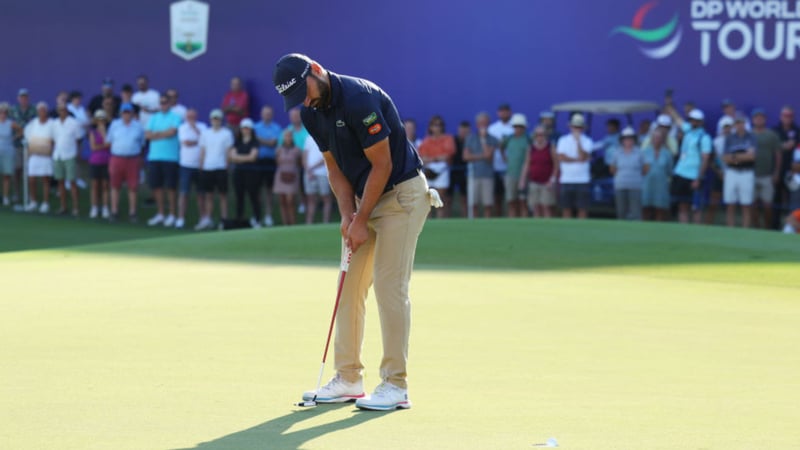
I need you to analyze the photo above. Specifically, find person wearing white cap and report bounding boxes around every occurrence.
[609,127,647,220]
[501,113,531,217]
[556,113,594,219]
[641,114,678,156]
[671,108,713,224]
[196,109,234,230]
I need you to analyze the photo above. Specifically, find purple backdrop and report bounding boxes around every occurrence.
[3,0,797,135]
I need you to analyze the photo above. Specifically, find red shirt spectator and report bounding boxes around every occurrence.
[221,77,249,127]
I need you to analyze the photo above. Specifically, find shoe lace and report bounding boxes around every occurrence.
[373,382,394,395]
[325,374,345,389]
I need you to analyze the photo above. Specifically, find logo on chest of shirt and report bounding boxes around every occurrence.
[336,120,346,128]
[368,124,382,135]
[362,112,378,126]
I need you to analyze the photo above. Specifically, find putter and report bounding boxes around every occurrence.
[294,248,352,408]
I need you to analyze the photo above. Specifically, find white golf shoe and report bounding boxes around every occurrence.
[147,214,165,226]
[302,374,364,403]
[355,382,411,411]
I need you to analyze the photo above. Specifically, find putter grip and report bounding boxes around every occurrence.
[340,249,352,271]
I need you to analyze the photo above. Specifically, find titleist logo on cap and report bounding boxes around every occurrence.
[276,78,297,94]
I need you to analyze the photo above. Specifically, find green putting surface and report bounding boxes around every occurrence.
[1,219,799,449]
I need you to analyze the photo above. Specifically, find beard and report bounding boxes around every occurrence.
[308,74,331,110]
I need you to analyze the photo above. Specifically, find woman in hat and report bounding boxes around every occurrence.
[610,126,648,220]
[641,128,674,221]
[228,118,262,227]
[87,109,111,218]
[502,113,531,217]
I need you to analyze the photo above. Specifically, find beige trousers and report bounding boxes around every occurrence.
[335,173,430,389]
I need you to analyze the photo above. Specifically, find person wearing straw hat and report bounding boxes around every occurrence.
[502,113,531,217]
[609,126,647,220]
[87,109,112,219]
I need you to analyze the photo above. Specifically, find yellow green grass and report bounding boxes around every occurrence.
[1,219,799,449]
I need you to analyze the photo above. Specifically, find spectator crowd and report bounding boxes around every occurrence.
[1,78,799,232]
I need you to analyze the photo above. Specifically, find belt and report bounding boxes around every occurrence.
[111,154,140,159]
[386,168,422,192]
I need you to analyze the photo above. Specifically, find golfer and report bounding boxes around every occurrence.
[274,53,440,410]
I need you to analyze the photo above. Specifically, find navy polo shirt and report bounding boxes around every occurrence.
[301,71,422,197]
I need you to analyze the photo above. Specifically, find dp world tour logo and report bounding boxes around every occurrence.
[611,1,683,59]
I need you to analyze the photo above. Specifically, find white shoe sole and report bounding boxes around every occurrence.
[355,400,412,411]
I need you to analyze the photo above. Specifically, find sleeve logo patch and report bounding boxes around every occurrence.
[368,123,382,135]
[362,112,378,126]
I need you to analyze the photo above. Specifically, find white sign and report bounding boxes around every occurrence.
[691,0,800,65]
[170,0,210,61]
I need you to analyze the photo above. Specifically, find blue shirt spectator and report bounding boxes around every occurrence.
[108,118,144,157]
[675,121,712,181]
[279,107,309,149]
[146,110,182,162]
[254,114,282,160]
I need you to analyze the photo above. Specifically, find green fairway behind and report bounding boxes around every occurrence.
[0,208,182,252]
[1,220,798,449]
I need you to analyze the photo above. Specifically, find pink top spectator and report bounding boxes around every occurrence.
[89,128,111,165]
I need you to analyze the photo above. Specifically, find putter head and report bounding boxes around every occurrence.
[294,400,317,408]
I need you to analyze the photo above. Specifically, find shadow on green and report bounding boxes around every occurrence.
[173,404,387,450]
[65,219,800,269]
[4,211,799,276]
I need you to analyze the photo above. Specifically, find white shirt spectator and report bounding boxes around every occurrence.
[178,121,207,169]
[199,127,234,171]
[713,134,729,170]
[51,116,83,160]
[67,104,90,131]
[171,104,187,121]
[24,118,55,151]
[131,89,160,129]
[304,136,327,177]
[556,133,594,184]
[488,120,514,172]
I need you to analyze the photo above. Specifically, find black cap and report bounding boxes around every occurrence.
[273,53,312,111]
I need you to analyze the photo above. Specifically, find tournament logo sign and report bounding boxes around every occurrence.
[170,0,210,61]
[610,0,683,59]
